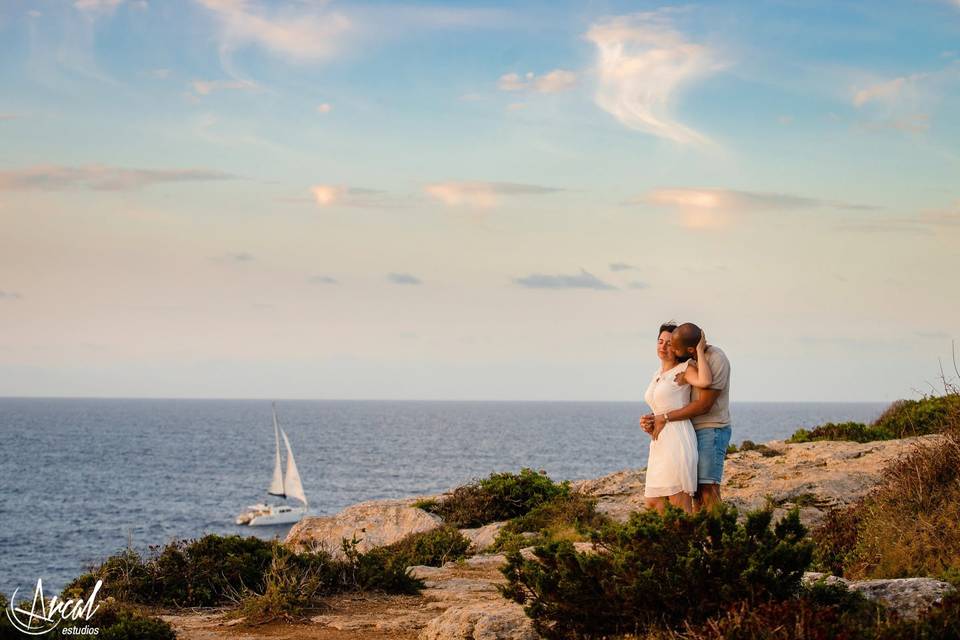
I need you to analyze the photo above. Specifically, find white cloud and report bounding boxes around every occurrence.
[584,11,722,144]
[424,181,561,208]
[316,102,333,114]
[195,0,352,64]
[498,69,578,94]
[0,165,236,191]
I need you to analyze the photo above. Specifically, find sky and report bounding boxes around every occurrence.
[1,0,958,402]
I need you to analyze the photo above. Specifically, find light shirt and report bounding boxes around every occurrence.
[691,345,731,430]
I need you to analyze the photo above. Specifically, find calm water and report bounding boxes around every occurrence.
[0,398,886,593]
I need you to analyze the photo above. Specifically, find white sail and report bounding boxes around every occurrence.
[267,404,285,497]
[280,428,308,506]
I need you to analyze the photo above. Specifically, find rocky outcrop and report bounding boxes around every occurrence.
[572,435,939,527]
[285,497,444,557]
[804,572,955,618]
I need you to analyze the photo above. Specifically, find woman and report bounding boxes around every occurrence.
[643,322,712,514]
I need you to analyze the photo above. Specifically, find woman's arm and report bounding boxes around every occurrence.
[683,332,713,388]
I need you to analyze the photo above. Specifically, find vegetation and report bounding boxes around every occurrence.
[499,505,813,639]
[492,492,613,555]
[811,398,960,582]
[726,439,782,457]
[64,532,423,612]
[787,392,960,443]
[648,584,960,640]
[367,524,471,568]
[414,467,572,528]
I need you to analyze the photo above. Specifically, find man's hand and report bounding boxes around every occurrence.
[651,413,667,440]
[640,413,654,434]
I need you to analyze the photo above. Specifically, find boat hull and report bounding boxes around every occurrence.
[248,506,307,526]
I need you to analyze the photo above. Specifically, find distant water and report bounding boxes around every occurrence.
[0,398,886,593]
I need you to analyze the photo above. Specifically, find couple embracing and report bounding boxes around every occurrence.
[640,322,732,514]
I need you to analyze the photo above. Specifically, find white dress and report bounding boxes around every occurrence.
[643,360,699,497]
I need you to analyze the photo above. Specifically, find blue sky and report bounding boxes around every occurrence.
[1,0,958,401]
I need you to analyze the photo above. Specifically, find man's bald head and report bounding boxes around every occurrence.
[671,322,703,360]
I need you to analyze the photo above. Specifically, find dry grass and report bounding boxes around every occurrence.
[812,389,960,581]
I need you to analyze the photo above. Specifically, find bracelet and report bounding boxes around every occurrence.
[662,412,670,422]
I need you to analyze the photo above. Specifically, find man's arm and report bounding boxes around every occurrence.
[646,388,721,436]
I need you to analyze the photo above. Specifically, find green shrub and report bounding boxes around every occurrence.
[64,533,423,610]
[788,393,960,444]
[492,493,612,554]
[64,534,279,607]
[368,524,471,568]
[499,505,813,639]
[731,440,782,456]
[649,584,960,640]
[421,467,572,528]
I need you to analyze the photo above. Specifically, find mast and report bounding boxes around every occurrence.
[267,402,286,498]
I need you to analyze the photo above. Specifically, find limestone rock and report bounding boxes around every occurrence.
[572,435,941,527]
[285,496,444,557]
[804,572,955,618]
[419,600,539,640]
[460,521,508,553]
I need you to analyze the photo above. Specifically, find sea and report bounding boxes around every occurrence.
[0,398,887,594]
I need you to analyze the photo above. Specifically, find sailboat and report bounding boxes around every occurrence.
[235,402,309,526]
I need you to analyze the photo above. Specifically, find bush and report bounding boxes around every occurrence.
[787,393,960,444]
[727,440,782,457]
[419,467,572,528]
[368,524,471,568]
[645,583,960,640]
[499,505,813,639]
[64,534,279,607]
[811,397,960,581]
[492,493,612,555]
[64,533,423,610]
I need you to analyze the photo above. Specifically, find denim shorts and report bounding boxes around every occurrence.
[695,425,732,485]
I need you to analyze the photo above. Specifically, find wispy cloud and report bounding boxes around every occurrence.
[514,269,617,291]
[837,203,960,234]
[215,251,255,263]
[627,281,648,290]
[307,275,338,285]
[195,0,352,65]
[0,290,24,300]
[609,262,638,272]
[310,185,392,208]
[387,272,421,285]
[424,181,562,208]
[584,11,723,144]
[0,165,237,191]
[0,113,22,121]
[638,187,877,229]
[191,78,259,96]
[498,69,578,93]
[316,102,333,114]
[852,75,920,107]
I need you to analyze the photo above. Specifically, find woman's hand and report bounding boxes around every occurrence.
[697,330,707,353]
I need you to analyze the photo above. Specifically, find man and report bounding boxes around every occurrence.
[641,322,731,510]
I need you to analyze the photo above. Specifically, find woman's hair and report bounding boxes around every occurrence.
[658,322,678,336]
